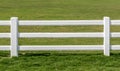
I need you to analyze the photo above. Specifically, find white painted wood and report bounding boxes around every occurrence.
[19,20,103,26]
[18,45,120,50]
[19,32,103,38]
[1,45,120,51]
[0,21,10,26]
[0,33,10,38]
[19,45,103,50]
[1,20,120,26]
[2,32,120,38]
[111,32,120,37]
[1,32,120,38]
[15,20,120,26]
[10,17,18,57]
[104,17,110,56]
[0,20,120,26]
[0,46,10,50]
[111,45,120,50]
[111,20,120,25]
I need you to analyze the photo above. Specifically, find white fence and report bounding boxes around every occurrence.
[0,17,120,57]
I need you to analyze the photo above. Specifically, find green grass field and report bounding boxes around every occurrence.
[0,0,120,71]
[0,0,120,20]
[0,51,120,71]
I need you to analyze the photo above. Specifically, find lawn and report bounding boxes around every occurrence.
[0,51,120,71]
[0,0,120,71]
[0,0,120,20]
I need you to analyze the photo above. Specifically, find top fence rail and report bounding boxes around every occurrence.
[0,20,120,26]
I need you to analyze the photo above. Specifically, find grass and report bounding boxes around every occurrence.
[0,0,120,20]
[0,51,120,71]
[0,0,120,71]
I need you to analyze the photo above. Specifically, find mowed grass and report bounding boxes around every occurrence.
[0,51,120,71]
[0,0,120,20]
[0,0,120,71]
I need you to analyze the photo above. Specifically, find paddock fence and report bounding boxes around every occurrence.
[0,17,120,57]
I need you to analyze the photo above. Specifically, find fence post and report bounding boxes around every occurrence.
[10,17,18,57]
[103,17,111,56]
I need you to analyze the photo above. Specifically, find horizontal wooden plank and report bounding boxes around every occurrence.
[0,46,10,50]
[0,21,10,26]
[0,20,120,26]
[1,32,120,38]
[111,45,120,50]
[111,32,120,37]
[18,45,120,50]
[19,32,103,38]
[19,45,103,50]
[19,20,120,26]
[111,20,120,25]
[0,33,10,38]
[19,20,103,26]
[0,45,120,51]
[19,32,120,38]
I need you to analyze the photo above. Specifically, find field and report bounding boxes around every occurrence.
[0,0,120,71]
[0,0,120,20]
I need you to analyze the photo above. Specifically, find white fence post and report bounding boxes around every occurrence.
[103,17,111,56]
[10,17,18,57]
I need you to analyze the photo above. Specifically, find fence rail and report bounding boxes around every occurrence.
[1,32,120,38]
[1,20,120,26]
[0,17,120,57]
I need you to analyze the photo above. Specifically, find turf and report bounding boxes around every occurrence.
[0,0,120,20]
[0,0,120,71]
[0,51,120,71]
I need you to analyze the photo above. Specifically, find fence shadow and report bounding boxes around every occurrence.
[0,51,10,57]
[0,51,120,57]
[18,51,104,57]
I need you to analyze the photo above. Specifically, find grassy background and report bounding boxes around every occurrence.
[0,0,120,71]
[0,0,120,20]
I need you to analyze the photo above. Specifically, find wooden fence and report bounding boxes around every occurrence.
[0,17,120,57]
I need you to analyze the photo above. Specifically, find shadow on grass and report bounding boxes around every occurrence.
[19,52,51,56]
[0,51,10,57]
[0,51,120,57]
[111,53,120,56]
[110,50,120,56]
[18,51,104,57]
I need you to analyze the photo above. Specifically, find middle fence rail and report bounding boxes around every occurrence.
[0,17,120,57]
